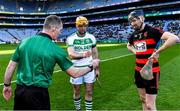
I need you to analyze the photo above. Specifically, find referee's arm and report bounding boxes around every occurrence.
[4,60,17,85]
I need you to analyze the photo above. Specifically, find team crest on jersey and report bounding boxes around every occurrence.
[134,41,147,52]
[144,32,147,37]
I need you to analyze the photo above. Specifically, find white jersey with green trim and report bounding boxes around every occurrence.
[66,32,96,66]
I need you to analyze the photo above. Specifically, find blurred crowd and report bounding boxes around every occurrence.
[0,20,179,44]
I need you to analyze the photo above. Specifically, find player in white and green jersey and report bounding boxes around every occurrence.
[67,31,96,67]
[66,16,99,111]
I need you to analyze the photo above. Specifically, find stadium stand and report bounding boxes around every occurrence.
[0,0,179,44]
[0,0,48,12]
[0,28,40,43]
[47,0,140,13]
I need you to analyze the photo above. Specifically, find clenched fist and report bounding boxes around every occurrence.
[83,51,92,58]
[92,59,100,68]
[3,86,12,101]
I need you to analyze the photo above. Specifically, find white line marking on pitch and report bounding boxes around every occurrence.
[0,53,132,86]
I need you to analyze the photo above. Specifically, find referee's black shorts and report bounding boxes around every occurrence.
[134,70,160,94]
[14,84,50,110]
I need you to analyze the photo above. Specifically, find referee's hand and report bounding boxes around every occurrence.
[3,86,12,101]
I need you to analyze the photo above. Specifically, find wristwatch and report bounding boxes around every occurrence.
[4,83,11,87]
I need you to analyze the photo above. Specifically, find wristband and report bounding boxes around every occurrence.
[88,65,93,72]
[4,83,11,87]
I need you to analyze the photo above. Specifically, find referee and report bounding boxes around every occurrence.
[3,15,99,110]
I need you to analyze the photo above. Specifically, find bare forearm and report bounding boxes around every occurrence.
[66,66,92,78]
[69,52,84,59]
[127,45,136,54]
[73,67,92,78]
[4,61,17,84]
[67,47,84,59]
[92,47,100,71]
[92,48,98,59]
[157,36,178,54]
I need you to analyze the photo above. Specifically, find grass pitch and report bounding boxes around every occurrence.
[0,43,180,110]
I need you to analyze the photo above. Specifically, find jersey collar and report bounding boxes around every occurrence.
[38,32,52,40]
[76,32,86,37]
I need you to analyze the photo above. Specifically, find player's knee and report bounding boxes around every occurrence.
[74,90,80,97]
[86,89,93,96]
[146,104,152,110]
[140,96,146,104]
[146,103,153,110]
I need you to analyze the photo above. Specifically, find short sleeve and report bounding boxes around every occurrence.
[128,34,134,45]
[57,56,73,71]
[66,36,74,47]
[11,45,20,62]
[150,27,164,43]
[91,35,97,48]
[55,47,73,71]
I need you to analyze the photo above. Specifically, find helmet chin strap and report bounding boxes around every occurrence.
[139,17,143,22]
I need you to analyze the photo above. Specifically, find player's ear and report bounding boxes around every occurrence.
[139,16,145,22]
[49,27,54,32]
[51,27,57,33]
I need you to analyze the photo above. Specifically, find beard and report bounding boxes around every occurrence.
[133,22,143,31]
[80,31,86,34]
[78,30,86,35]
[133,26,141,31]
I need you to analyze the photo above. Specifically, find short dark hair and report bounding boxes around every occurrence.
[43,15,62,30]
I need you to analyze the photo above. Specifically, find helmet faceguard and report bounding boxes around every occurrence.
[128,10,144,23]
[128,10,145,31]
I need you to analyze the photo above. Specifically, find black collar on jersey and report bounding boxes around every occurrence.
[133,24,148,40]
[38,32,52,40]
[134,24,147,34]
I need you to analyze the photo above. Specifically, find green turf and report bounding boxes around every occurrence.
[0,43,180,110]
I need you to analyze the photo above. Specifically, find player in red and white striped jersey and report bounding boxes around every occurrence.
[127,10,179,111]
